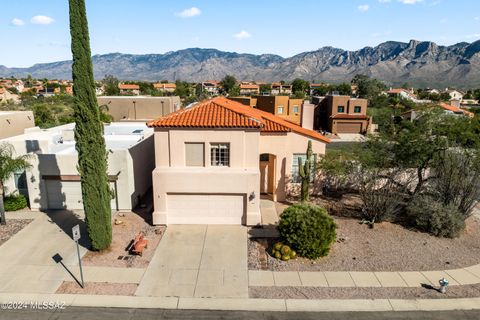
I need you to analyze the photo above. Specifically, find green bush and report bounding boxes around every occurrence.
[407,195,465,238]
[278,203,337,259]
[4,194,28,211]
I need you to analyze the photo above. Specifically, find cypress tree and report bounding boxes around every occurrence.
[69,0,112,250]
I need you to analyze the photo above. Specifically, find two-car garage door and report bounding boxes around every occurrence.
[167,194,245,224]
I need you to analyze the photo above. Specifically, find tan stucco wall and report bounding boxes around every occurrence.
[259,132,327,201]
[97,96,181,121]
[0,111,35,139]
[151,128,261,225]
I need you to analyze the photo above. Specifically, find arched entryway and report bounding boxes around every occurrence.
[259,153,277,201]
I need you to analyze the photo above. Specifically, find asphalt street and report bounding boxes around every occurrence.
[1,307,480,320]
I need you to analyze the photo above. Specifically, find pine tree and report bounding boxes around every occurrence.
[69,0,112,250]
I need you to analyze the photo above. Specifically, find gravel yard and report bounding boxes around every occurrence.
[249,216,480,272]
[56,281,137,296]
[82,210,165,268]
[250,283,480,300]
[0,219,32,246]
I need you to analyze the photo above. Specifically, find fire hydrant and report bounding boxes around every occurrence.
[439,278,449,293]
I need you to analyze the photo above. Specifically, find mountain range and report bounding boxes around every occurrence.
[1,39,480,88]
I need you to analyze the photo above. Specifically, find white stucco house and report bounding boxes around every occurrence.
[147,97,330,226]
[1,122,154,212]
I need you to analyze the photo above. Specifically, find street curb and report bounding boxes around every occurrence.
[1,293,480,312]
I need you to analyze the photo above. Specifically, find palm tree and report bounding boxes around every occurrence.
[0,143,31,225]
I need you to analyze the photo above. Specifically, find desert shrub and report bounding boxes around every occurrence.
[4,194,28,211]
[406,195,465,238]
[278,203,336,259]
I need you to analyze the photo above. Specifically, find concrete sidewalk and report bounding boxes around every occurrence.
[0,211,89,294]
[249,266,480,288]
[135,225,248,298]
[1,292,480,312]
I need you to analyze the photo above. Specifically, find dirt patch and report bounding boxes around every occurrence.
[250,283,480,300]
[0,219,32,246]
[249,216,480,272]
[82,211,165,268]
[56,281,137,296]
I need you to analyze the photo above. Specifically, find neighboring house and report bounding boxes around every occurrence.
[239,84,260,95]
[147,97,330,225]
[0,87,20,104]
[119,84,140,95]
[402,103,474,121]
[313,95,370,134]
[196,81,220,96]
[426,88,440,95]
[153,83,176,93]
[255,96,304,126]
[445,89,464,101]
[440,102,474,118]
[228,96,258,108]
[1,122,154,211]
[386,88,430,104]
[97,96,181,121]
[0,111,35,139]
[271,83,292,95]
[37,87,56,98]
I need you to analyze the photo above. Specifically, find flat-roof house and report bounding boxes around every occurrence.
[255,95,304,126]
[97,96,181,121]
[153,83,176,93]
[313,95,371,134]
[239,84,260,96]
[271,83,292,95]
[0,111,35,139]
[119,84,140,95]
[197,81,220,96]
[2,122,154,212]
[147,97,330,225]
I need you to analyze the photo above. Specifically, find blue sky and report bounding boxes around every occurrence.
[1,0,479,67]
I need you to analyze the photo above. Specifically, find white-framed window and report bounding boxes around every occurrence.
[185,142,205,166]
[210,143,230,167]
[277,106,284,114]
[293,105,299,113]
[291,153,316,183]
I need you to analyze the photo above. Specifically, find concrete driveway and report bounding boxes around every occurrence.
[136,225,248,298]
[0,210,89,294]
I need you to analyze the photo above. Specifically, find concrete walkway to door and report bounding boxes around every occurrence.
[135,225,248,298]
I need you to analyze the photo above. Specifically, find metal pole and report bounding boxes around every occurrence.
[76,240,84,288]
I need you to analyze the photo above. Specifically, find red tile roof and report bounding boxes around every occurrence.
[240,84,259,90]
[154,83,176,89]
[440,103,474,118]
[148,97,330,143]
[119,84,140,90]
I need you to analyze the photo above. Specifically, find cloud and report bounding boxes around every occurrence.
[176,7,201,18]
[475,17,480,21]
[358,4,369,12]
[398,0,424,4]
[465,33,480,39]
[30,15,54,25]
[234,30,251,40]
[11,18,25,26]
[378,0,391,3]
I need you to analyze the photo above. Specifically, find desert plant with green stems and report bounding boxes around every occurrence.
[298,140,314,202]
[0,143,31,225]
[69,0,112,250]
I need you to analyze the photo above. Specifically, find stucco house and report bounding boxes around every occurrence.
[147,97,330,226]
[2,122,154,212]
